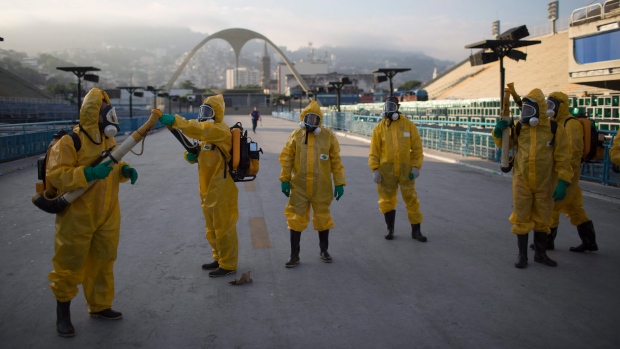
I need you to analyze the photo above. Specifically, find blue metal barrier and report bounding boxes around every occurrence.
[0,112,198,162]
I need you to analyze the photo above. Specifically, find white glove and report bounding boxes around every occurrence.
[373,170,382,184]
[410,167,420,179]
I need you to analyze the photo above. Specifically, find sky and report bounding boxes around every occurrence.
[0,0,601,61]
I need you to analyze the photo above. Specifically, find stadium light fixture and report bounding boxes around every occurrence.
[465,25,540,102]
[56,66,101,118]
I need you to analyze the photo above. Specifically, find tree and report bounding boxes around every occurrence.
[398,80,422,91]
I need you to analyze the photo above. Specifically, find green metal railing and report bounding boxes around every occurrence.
[272,110,619,186]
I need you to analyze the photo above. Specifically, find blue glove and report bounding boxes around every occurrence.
[493,119,509,138]
[121,165,138,185]
[281,182,290,197]
[184,152,198,163]
[84,160,113,182]
[552,179,569,201]
[159,113,175,126]
[334,185,344,201]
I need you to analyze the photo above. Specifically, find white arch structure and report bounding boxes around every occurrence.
[165,28,310,94]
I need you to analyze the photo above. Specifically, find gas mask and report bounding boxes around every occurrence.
[382,98,400,121]
[520,98,540,126]
[546,97,561,119]
[198,104,216,123]
[299,113,321,135]
[99,105,120,138]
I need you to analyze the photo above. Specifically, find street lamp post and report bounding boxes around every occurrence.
[327,77,352,112]
[57,66,101,118]
[146,86,164,109]
[371,68,411,98]
[116,86,144,119]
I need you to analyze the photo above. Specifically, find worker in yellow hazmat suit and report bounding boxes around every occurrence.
[279,101,346,268]
[369,96,426,242]
[544,92,598,252]
[48,88,138,337]
[159,94,238,277]
[493,88,573,269]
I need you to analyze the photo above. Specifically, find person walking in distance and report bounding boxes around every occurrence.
[250,106,261,133]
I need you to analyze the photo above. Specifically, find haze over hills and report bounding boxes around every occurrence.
[1,24,455,91]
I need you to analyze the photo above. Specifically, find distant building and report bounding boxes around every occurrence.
[226,67,260,89]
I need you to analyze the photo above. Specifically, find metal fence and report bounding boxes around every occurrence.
[0,112,198,162]
[272,110,620,186]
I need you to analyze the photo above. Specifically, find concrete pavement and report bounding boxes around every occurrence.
[1,114,619,349]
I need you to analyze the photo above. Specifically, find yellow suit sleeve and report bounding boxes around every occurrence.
[553,124,574,183]
[409,122,423,170]
[329,133,346,186]
[47,136,88,192]
[279,132,296,182]
[172,115,230,144]
[368,125,382,171]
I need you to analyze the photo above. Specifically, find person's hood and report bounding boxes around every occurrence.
[80,88,110,130]
[299,101,323,123]
[548,91,569,123]
[203,94,225,123]
[523,88,550,125]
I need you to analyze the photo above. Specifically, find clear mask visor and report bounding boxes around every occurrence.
[198,104,215,121]
[546,98,557,112]
[521,103,537,119]
[304,113,321,128]
[384,101,399,113]
[105,107,118,125]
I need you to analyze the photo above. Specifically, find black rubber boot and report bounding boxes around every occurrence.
[384,210,395,240]
[318,230,332,263]
[531,226,558,250]
[411,223,427,242]
[201,260,219,270]
[285,230,302,268]
[533,231,558,266]
[90,308,123,320]
[208,268,236,277]
[515,233,528,269]
[570,220,598,252]
[56,300,75,337]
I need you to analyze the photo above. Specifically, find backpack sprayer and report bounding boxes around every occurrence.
[32,109,163,214]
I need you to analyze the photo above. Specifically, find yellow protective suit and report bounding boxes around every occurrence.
[492,88,573,235]
[368,112,424,224]
[548,91,590,227]
[611,132,620,166]
[171,95,238,270]
[48,88,131,313]
[279,101,346,232]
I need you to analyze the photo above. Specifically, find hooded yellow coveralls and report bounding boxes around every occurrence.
[170,95,238,270]
[493,89,573,235]
[548,91,590,227]
[368,111,424,224]
[279,101,346,232]
[48,88,131,313]
[611,132,620,166]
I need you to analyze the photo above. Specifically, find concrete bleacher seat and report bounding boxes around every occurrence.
[424,31,614,100]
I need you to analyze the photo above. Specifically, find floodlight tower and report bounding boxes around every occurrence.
[56,66,101,118]
[117,86,144,118]
[465,25,541,103]
[372,68,411,97]
[327,77,352,112]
